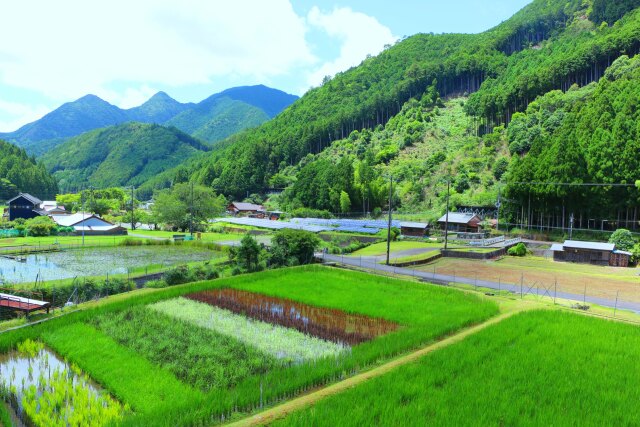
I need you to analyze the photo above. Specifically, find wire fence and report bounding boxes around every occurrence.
[321,253,640,323]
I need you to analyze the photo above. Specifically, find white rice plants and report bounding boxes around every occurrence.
[150,298,349,363]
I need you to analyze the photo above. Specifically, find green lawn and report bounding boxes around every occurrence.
[387,250,441,264]
[350,240,439,256]
[278,310,640,426]
[0,265,497,426]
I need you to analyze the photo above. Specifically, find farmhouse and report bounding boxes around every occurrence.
[50,212,127,236]
[39,200,68,215]
[227,202,266,217]
[437,212,481,233]
[550,240,631,267]
[400,221,429,237]
[7,193,44,221]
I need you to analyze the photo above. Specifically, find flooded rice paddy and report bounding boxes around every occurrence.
[0,246,215,284]
[0,342,124,426]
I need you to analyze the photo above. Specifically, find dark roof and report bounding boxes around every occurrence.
[8,193,43,205]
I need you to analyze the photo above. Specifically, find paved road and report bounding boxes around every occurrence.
[320,253,640,314]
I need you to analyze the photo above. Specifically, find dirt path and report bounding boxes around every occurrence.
[227,303,529,426]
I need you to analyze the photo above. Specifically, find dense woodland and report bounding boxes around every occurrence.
[41,123,209,194]
[177,0,640,218]
[0,140,58,200]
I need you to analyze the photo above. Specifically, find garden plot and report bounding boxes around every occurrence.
[185,288,398,345]
[151,298,348,363]
[0,339,125,427]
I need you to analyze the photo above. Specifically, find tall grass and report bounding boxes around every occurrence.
[278,310,640,426]
[90,306,277,392]
[0,265,498,426]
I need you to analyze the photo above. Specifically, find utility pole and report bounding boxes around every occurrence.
[569,213,574,240]
[444,179,450,250]
[130,186,136,231]
[386,175,393,266]
[189,182,194,237]
[81,187,85,246]
[496,186,501,233]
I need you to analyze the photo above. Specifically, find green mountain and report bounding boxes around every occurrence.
[0,86,297,156]
[173,0,640,225]
[165,85,299,143]
[0,140,58,201]
[41,123,209,193]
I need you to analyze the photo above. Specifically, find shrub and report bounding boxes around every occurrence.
[270,229,320,267]
[145,279,168,289]
[291,208,332,219]
[24,216,57,237]
[608,229,636,251]
[507,242,527,257]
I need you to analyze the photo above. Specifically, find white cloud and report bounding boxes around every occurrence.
[0,0,316,105]
[306,6,397,88]
[0,100,51,133]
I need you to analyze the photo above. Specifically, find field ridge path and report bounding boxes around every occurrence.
[226,305,530,426]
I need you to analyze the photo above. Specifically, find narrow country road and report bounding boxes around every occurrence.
[320,253,640,314]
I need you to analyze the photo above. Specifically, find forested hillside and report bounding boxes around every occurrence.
[184,0,640,201]
[41,123,209,193]
[0,140,58,200]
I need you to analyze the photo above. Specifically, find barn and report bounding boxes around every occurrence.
[400,221,429,237]
[7,193,44,221]
[550,240,632,267]
[437,212,481,233]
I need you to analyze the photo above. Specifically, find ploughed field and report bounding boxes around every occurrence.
[0,265,498,426]
[278,310,640,426]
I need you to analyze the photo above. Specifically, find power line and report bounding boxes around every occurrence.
[509,182,638,187]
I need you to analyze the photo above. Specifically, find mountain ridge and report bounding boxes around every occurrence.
[0,85,298,155]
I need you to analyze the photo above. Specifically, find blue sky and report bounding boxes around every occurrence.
[0,0,531,132]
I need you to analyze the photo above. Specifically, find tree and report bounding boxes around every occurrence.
[152,183,226,231]
[339,191,351,214]
[229,234,264,272]
[25,216,57,237]
[270,229,320,267]
[609,229,636,251]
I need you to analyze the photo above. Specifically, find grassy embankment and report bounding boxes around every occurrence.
[0,265,498,426]
[277,310,640,426]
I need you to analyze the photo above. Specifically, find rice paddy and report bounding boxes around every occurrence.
[0,339,125,426]
[0,265,498,425]
[276,310,640,426]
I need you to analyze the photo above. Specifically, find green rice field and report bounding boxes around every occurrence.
[0,265,497,426]
[277,310,640,426]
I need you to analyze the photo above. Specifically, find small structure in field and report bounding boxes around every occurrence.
[400,221,429,237]
[437,212,481,233]
[227,202,265,217]
[7,193,43,221]
[50,212,127,236]
[550,240,631,267]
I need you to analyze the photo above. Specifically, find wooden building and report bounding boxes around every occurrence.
[7,193,43,221]
[550,240,631,267]
[437,212,481,233]
[400,221,429,237]
[227,202,265,217]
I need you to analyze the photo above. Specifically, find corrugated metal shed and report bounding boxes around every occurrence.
[437,212,478,224]
[563,240,615,252]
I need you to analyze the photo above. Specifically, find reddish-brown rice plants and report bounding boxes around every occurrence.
[185,289,398,345]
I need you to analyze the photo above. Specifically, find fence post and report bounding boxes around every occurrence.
[583,283,587,304]
[554,278,557,305]
[614,290,619,318]
[520,273,523,299]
